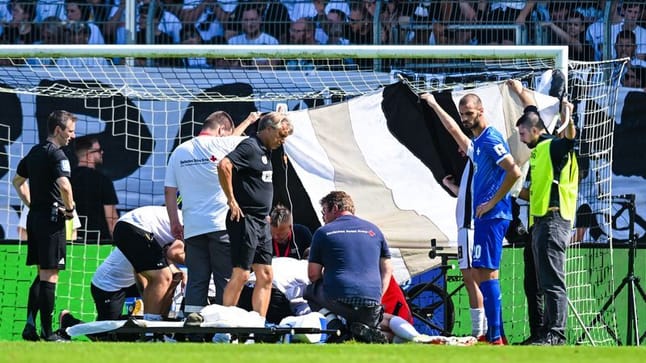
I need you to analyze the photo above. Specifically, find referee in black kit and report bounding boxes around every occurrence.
[12,110,77,342]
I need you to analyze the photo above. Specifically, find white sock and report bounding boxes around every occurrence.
[389,316,420,341]
[470,308,485,337]
[144,313,162,321]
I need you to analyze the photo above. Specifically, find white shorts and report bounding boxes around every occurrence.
[457,227,475,270]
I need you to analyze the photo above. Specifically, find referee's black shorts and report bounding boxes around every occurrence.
[26,209,66,270]
[113,221,168,273]
[226,212,272,270]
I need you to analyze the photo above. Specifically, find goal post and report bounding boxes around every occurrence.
[0,44,626,345]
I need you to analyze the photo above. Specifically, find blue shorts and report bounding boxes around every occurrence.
[472,218,509,270]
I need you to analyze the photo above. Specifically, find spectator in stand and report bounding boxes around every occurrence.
[321,8,349,45]
[258,1,291,45]
[478,1,536,45]
[136,2,174,45]
[1,0,39,44]
[404,5,435,45]
[180,0,236,43]
[541,11,595,61]
[621,65,645,89]
[618,3,646,60]
[378,0,403,44]
[283,17,316,44]
[227,5,279,67]
[85,0,125,44]
[585,0,628,60]
[346,3,375,68]
[228,6,279,45]
[71,135,119,242]
[65,0,105,44]
[288,0,350,24]
[347,2,371,45]
[615,30,646,68]
[269,204,312,260]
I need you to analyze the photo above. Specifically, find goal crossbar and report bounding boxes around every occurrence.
[1,44,568,70]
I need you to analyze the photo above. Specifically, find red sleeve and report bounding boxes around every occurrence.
[381,276,414,324]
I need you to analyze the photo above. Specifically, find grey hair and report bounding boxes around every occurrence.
[270,204,293,227]
[257,112,294,135]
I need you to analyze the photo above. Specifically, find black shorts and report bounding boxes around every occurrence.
[226,212,272,270]
[113,221,168,273]
[91,283,139,321]
[26,209,66,270]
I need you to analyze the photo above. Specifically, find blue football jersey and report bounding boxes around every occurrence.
[467,126,512,221]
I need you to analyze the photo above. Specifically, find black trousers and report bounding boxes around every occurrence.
[304,280,383,328]
[523,231,545,337]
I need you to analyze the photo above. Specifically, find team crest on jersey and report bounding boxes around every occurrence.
[262,170,273,182]
[493,143,507,157]
[261,155,268,164]
[60,160,71,173]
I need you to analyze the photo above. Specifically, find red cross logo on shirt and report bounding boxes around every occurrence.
[210,155,218,162]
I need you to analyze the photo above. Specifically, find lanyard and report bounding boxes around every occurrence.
[273,231,293,257]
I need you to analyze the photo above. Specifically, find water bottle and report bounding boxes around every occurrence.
[124,297,136,316]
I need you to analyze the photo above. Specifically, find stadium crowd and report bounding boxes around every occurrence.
[0,1,645,76]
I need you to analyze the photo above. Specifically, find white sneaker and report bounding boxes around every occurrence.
[212,333,231,343]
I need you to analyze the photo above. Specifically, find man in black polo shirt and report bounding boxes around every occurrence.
[218,112,294,323]
[12,110,77,342]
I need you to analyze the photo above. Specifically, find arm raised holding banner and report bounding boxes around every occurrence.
[420,90,521,344]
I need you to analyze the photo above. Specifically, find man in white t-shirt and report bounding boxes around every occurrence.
[164,110,258,316]
[228,6,279,45]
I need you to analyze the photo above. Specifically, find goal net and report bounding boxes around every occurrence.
[0,44,625,344]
